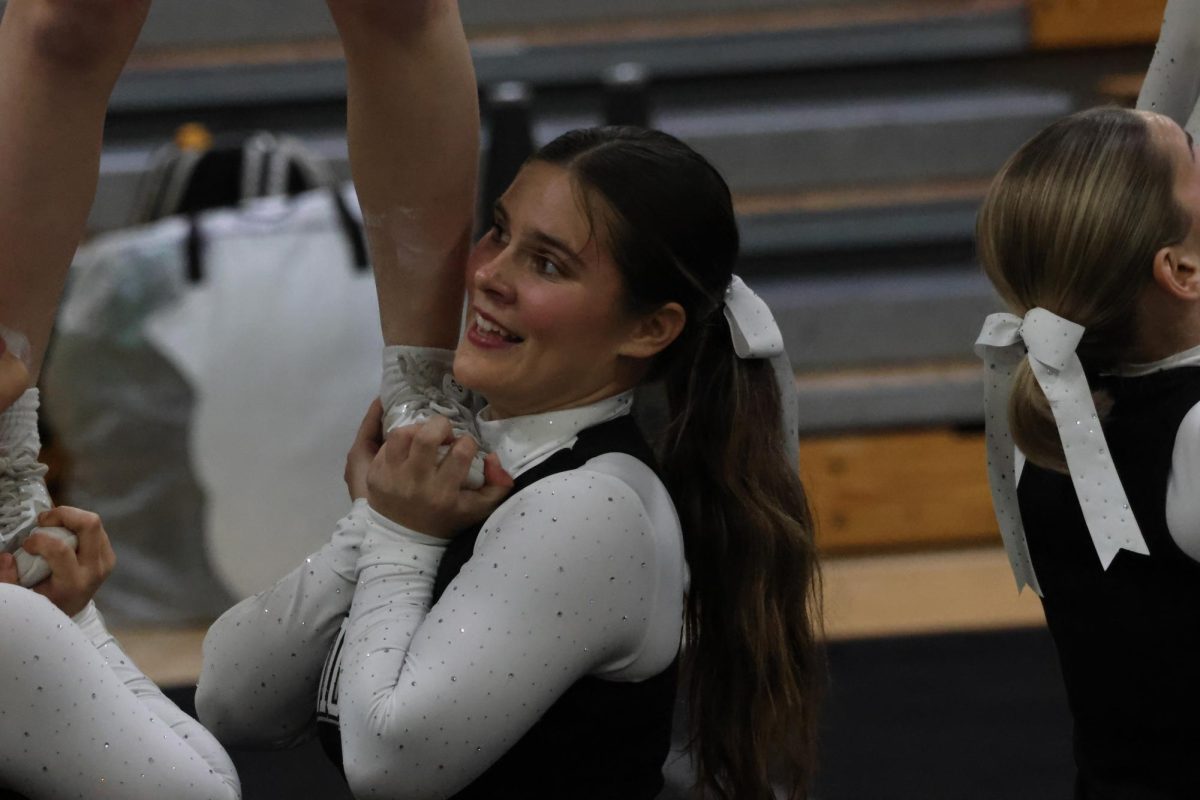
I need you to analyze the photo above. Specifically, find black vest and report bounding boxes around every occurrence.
[319,414,679,799]
[1018,367,1200,798]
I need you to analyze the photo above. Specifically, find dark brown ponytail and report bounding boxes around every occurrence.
[536,126,823,798]
[664,313,822,799]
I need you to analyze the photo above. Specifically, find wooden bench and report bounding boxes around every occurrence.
[801,425,998,555]
[1030,0,1168,50]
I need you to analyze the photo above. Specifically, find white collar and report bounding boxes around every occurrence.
[477,391,635,478]
[1115,342,1200,377]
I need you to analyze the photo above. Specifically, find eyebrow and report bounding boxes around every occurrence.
[493,200,585,269]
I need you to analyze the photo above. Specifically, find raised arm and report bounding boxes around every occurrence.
[325,0,480,349]
[1139,0,1200,134]
[0,0,151,377]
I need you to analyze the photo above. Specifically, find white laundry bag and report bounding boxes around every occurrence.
[44,186,382,622]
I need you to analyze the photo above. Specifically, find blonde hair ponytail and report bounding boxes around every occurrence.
[977,107,1189,472]
[1007,359,1115,473]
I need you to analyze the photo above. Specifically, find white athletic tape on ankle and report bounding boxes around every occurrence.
[723,275,783,359]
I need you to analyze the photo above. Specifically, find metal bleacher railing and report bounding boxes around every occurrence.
[28,0,1161,457]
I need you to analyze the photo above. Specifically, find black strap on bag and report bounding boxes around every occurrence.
[132,129,369,282]
[479,81,534,237]
[602,62,651,128]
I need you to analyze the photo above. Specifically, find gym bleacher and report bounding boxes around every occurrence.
[25,0,1172,796]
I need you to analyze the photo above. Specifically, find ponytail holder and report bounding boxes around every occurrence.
[975,309,1149,596]
[723,275,784,359]
[0,324,32,370]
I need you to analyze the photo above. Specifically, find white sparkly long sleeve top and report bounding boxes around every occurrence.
[0,589,240,799]
[197,391,686,799]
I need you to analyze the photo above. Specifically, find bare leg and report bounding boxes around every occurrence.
[327,0,486,486]
[0,0,151,578]
[326,0,478,349]
[0,0,152,379]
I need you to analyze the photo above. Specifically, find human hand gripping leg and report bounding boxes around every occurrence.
[16,506,113,616]
[365,416,512,537]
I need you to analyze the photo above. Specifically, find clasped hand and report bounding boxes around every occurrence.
[0,506,116,617]
[346,399,514,538]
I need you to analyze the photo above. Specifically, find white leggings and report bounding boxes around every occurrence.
[0,585,239,800]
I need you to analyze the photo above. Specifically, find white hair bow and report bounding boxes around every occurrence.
[975,309,1149,596]
[724,275,783,359]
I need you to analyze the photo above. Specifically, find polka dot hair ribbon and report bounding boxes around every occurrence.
[975,309,1149,596]
[723,275,784,359]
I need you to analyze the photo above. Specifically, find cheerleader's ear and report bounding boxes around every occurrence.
[617,301,686,360]
[1152,243,1200,301]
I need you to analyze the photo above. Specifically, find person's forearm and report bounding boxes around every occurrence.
[0,0,151,376]
[326,0,478,349]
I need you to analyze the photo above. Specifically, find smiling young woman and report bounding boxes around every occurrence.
[196,2,822,799]
[455,159,685,419]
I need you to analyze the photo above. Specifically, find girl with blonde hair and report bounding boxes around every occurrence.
[976,1,1200,795]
